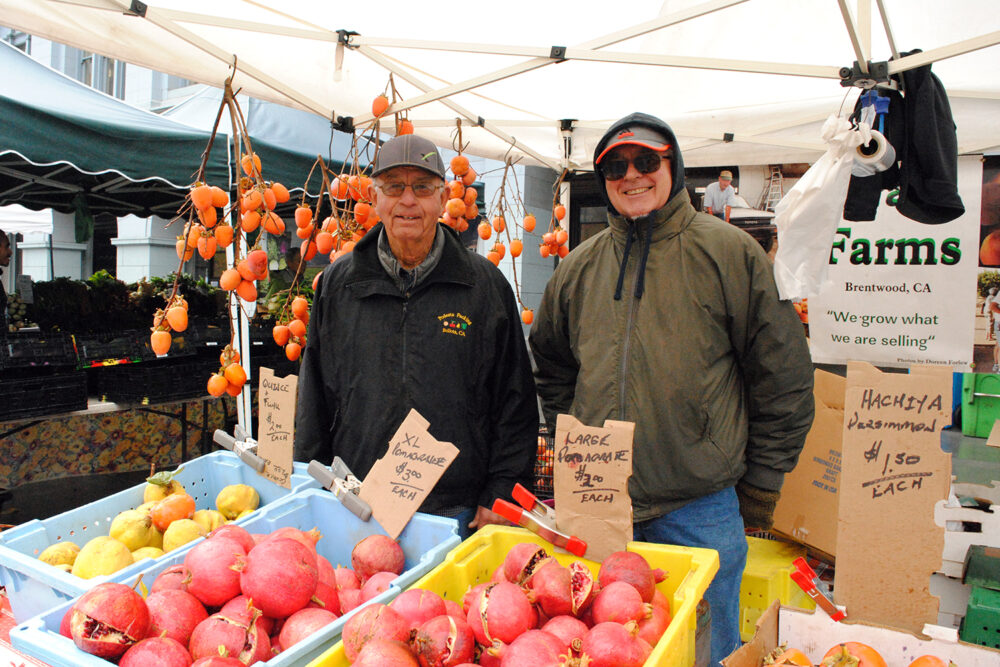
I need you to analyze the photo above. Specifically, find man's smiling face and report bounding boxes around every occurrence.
[604,144,672,219]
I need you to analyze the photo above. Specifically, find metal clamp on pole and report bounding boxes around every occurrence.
[308,458,372,521]
[213,428,266,473]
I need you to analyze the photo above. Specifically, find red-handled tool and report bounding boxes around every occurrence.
[492,483,587,557]
[790,557,845,621]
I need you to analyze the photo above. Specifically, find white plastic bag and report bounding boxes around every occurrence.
[773,115,867,300]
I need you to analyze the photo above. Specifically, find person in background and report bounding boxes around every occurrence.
[529,112,815,666]
[294,134,538,539]
[703,169,738,222]
[0,229,11,338]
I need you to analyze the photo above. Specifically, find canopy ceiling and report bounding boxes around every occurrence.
[0,40,229,217]
[2,0,999,172]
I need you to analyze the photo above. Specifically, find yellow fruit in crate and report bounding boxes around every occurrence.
[162,519,206,552]
[54,563,73,573]
[236,509,255,520]
[192,509,227,533]
[131,546,165,562]
[109,509,155,551]
[147,526,164,550]
[38,541,81,567]
[71,536,134,579]
[143,468,186,504]
[216,484,260,520]
[136,500,159,515]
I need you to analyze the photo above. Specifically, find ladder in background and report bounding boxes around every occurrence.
[758,165,784,211]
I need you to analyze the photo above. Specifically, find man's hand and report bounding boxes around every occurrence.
[468,505,512,532]
[705,206,714,215]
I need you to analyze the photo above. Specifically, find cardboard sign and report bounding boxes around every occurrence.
[359,409,458,539]
[772,369,845,558]
[15,275,32,303]
[256,367,297,489]
[553,414,634,561]
[986,419,1000,448]
[834,361,952,633]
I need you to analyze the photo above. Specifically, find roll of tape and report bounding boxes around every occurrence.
[851,129,896,177]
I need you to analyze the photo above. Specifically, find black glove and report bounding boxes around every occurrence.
[736,479,781,530]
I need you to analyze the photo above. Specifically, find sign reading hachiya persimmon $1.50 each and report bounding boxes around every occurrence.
[359,409,459,539]
[835,361,951,634]
[257,367,297,489]
[554,414,635,561]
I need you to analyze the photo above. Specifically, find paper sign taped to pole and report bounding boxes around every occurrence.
[553,414,634,561]
[256,367,296,489]
[359,409,459,538]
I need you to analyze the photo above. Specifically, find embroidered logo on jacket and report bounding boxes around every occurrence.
[438,312,471,337]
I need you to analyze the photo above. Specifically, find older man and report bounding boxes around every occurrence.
[294,134,537,537]
[703,169,738,222]
[529,113,814,665]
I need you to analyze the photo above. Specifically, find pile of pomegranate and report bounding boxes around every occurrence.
[341,541,672,666]
[60,524,405,666]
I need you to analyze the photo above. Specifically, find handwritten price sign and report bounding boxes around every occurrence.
[256,368,296,489]
[359,409,458,538]
[554,414,634,561]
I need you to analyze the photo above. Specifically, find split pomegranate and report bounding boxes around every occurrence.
[467,581,538,647]
[527,560,574,618]
[69,582,150,659]
[188,604,270,665]
[412,613,477,667]
[500,542,551,585]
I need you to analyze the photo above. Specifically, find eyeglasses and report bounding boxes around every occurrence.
[375,182,444,198]
[599,152,667,181]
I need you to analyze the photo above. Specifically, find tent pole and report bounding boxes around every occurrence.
[874,0,900,60]
[351,0,748,124]
[837,0,870,74]
[887,31,1000,74]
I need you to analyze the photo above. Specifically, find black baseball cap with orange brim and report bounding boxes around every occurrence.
[594,126,672,165]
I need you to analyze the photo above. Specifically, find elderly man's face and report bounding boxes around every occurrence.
[371,167,447,250]
[719,176,732,190]
[603,145,672,219]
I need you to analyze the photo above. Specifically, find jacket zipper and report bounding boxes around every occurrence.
[618,228,642,419]
[401,295,409,404]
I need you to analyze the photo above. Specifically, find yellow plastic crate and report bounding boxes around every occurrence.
[307,524,718,667]
[739,536,816,641]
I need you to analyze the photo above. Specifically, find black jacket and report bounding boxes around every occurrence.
[294,223,538,512]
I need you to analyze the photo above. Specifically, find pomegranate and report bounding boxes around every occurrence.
[541,615,589,653]
[236,537,318,618]
[443,599,465,620]
[278,607,337,650]
[591,580,652,625]
[334,566,361,590]
[308,580,341,614]
[597,550,665,603]
[191,656,246,666]
[59,606,72,638]
[361,570,398,601]
[146,589,208,646]
[499,629,571,666]
[580,621,652,667]
[635,600,672,647]
[352,534,405,580]
[266,526,321,562]
[412,613,476,667]
[391,588,447,631]
[184,535,246,606]
[119,636,192,667]
[467,582,538,647]
[461,583,489,614]
[339,588,363,613]
[569,561,596,614]
[208,523,256,553]
[527,560,573,618]
[500,542,551,585]
[151,564,193,594]
[188,604,270,665]
[353,639,420,667]
[220,595,273,635]
[342,603,411,662]
[69,582,150,659]
[316,553,336,587]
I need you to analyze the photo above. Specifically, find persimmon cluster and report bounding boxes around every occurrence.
[539,204,569,259]
[440,154,479,234]
[149,295,189,356]
[207,345,248,398]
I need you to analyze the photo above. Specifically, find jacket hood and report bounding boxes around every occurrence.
[593,112,686,217]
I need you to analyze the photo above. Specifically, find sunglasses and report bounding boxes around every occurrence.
[599,151,667,181]
[376,182,444,198]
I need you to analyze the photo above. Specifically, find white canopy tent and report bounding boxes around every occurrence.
[2,0,999,171]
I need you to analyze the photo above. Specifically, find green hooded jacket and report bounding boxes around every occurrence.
[528,113,814,522]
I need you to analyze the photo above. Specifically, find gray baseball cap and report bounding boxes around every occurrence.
[372,134,446,179]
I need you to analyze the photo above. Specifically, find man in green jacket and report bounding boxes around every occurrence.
[529,112,814,665]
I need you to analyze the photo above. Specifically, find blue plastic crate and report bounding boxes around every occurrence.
[0,450,319,623]
[10,488,461,667]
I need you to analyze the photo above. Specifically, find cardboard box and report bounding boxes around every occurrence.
[771,369,844,558]
[723,602,1000,667]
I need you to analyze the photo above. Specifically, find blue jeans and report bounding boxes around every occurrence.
[633,487,747,667]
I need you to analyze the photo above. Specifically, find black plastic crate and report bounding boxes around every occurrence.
[0,331,77,370]
[74,329,147,367]
[0,369,88,421]
[92,357,218,405]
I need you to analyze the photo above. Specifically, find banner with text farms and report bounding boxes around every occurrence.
[808,157,983,369]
